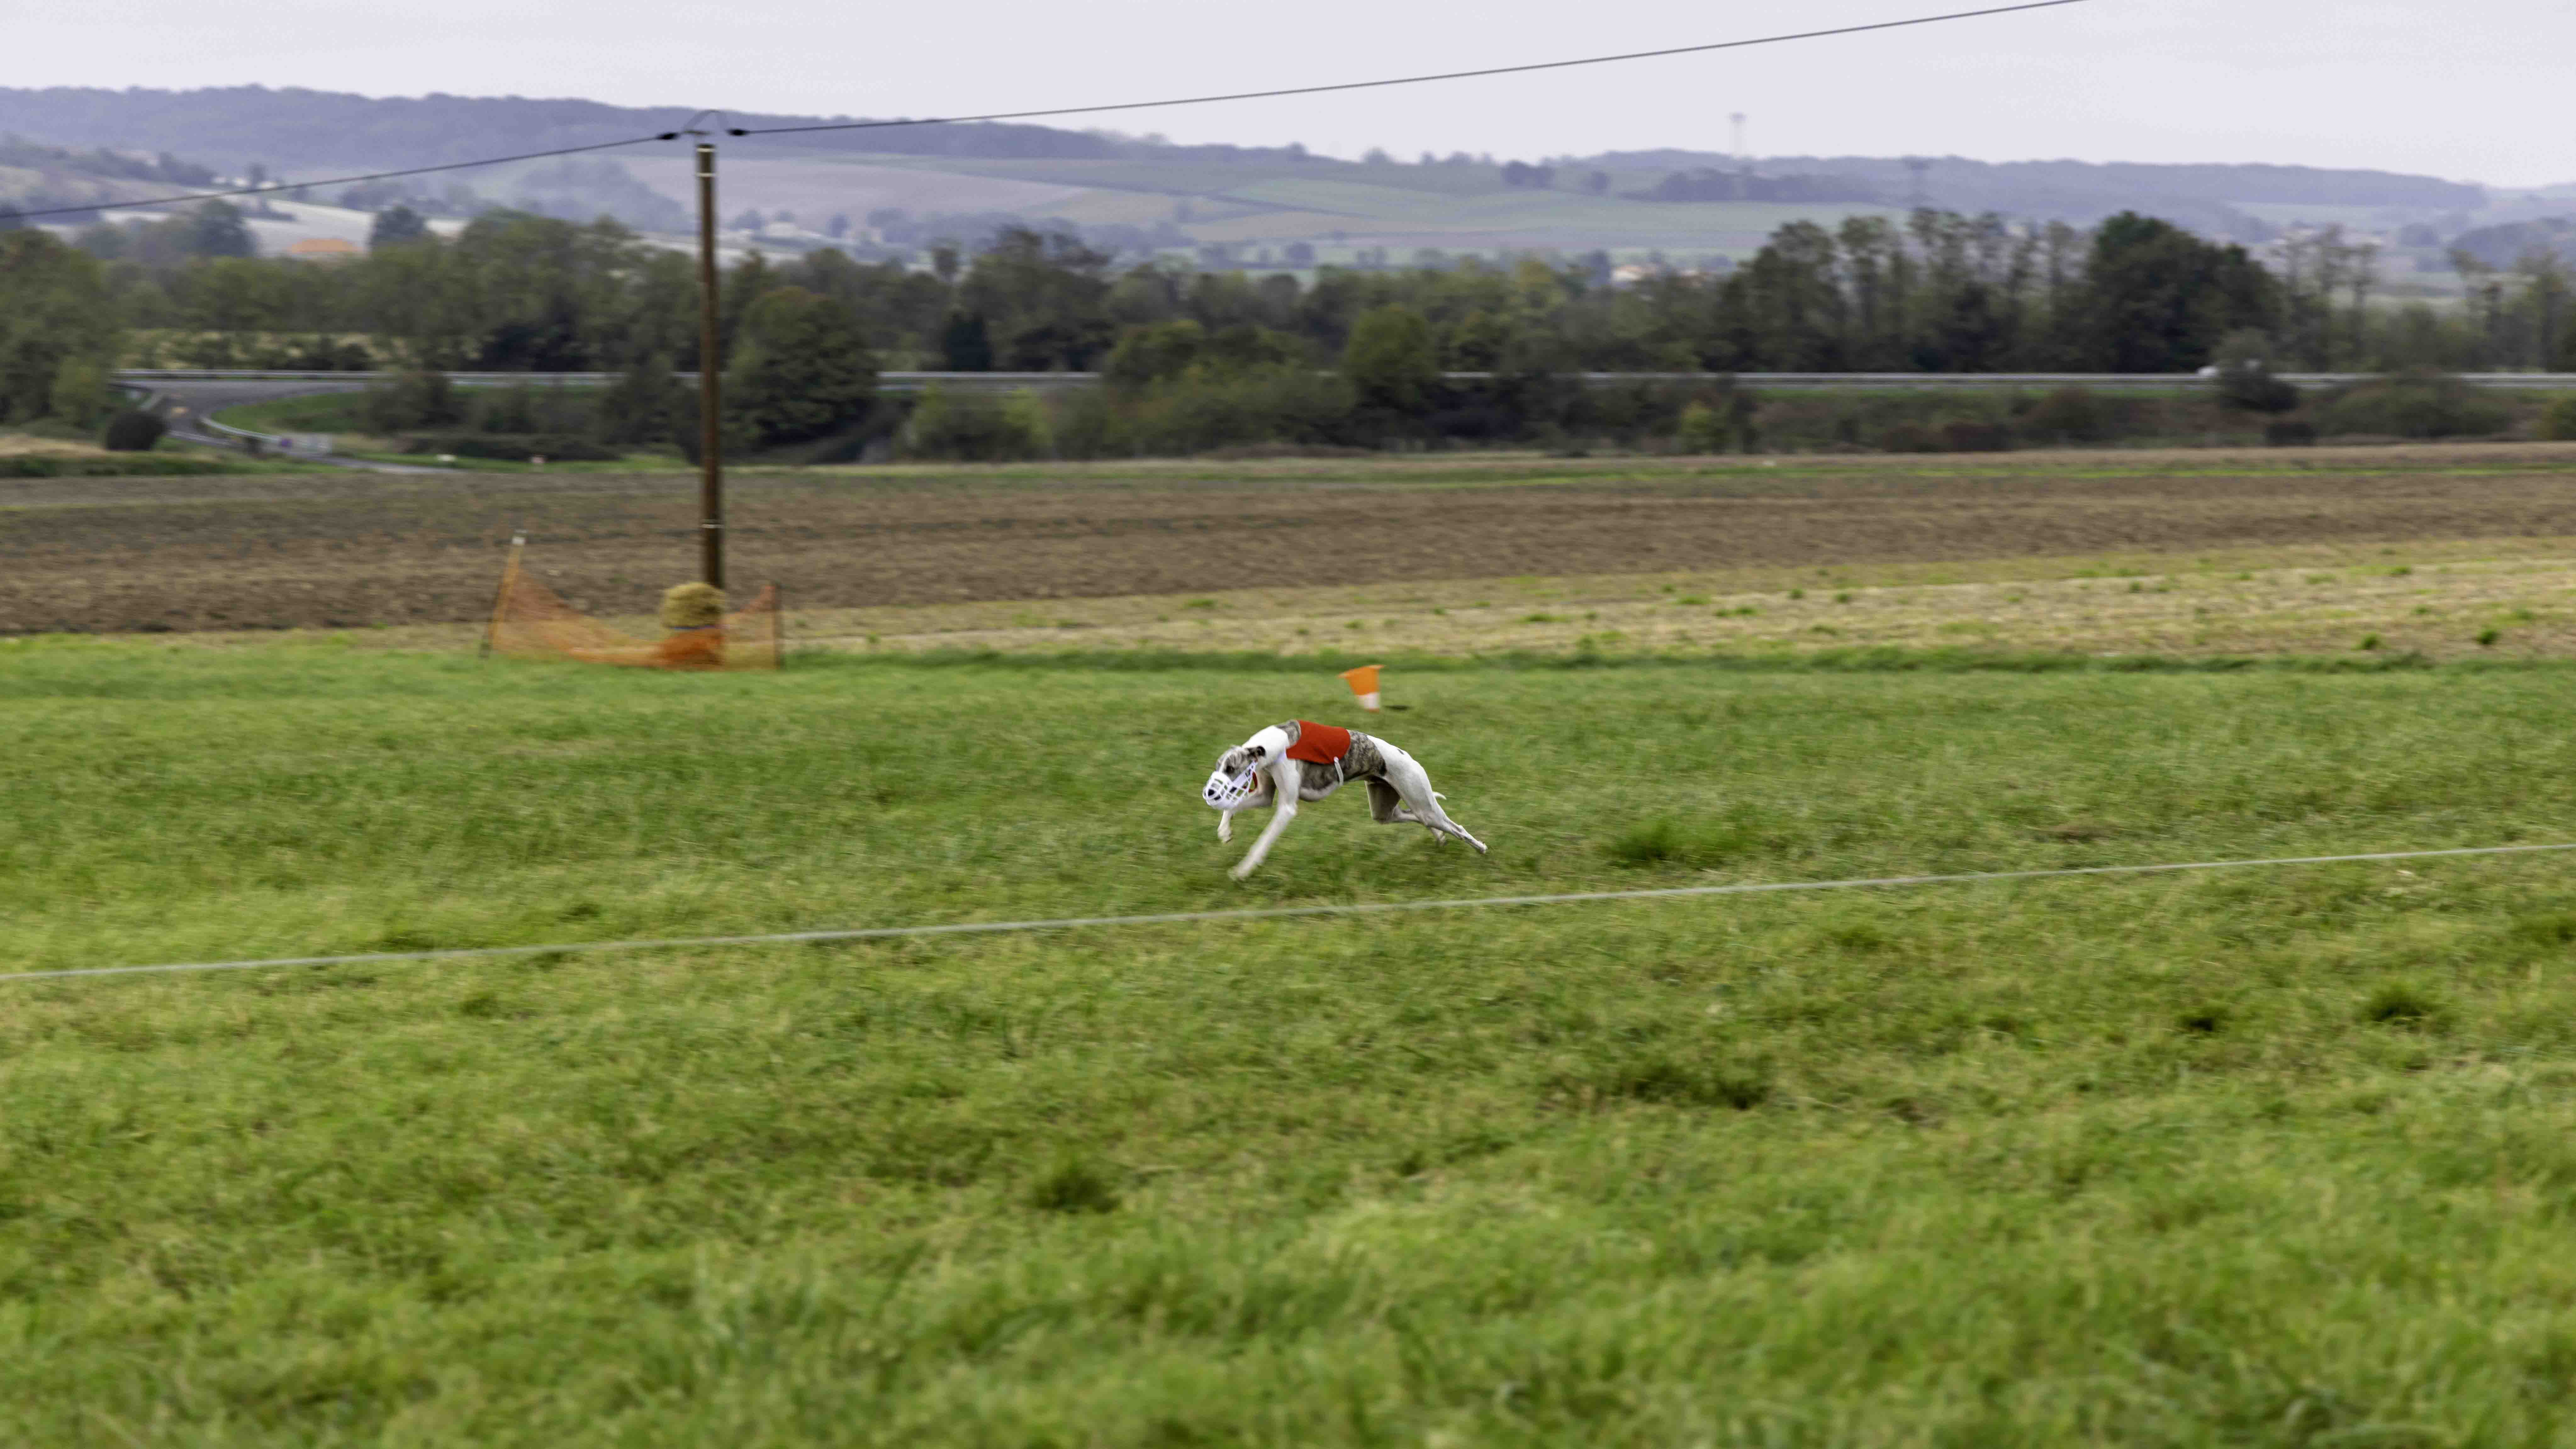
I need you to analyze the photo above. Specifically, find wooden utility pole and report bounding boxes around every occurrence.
[695,141,725,589]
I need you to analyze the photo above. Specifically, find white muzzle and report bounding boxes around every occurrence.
[1202,765,1262,811]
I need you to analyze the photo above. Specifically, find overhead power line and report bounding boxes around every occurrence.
[0,134,681,222]
[734,0,2095,137]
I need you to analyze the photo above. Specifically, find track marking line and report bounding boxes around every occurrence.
[8,842,2572,986]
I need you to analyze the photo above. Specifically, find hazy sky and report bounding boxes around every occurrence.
[10,0,2571,185]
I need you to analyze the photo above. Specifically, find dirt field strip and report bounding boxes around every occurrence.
[91,540,2576,663]
[10,442,2576,636]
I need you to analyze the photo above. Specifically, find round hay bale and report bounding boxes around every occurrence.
[661,582,726,629]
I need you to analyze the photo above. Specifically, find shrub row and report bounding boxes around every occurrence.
[888,378,2276,462]
[101,410,166,452]
[0,452,231,477]
[348,367,2576,465]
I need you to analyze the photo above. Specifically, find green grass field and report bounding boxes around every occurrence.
[11,639,2576,1442]
[205,393,389,434]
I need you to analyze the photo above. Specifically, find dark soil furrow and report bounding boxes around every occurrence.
[7,452,2576,633]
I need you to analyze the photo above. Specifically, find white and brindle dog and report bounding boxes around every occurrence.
[1204,719,1487,879]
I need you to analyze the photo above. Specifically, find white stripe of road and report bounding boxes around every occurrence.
[6,842,2571,986]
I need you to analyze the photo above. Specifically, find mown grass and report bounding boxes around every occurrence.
[11,640,2576,1442]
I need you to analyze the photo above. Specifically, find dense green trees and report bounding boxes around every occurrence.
[99,407,167,451]
[356,370,461,433]
[0,231,116,424]
[595,357,684,447]
[17,205,2504,390]
[183,201,256,260]
[724,286,876,446]
[2080,214,2277,372]
[1341,305,1440,413]
[367,205,431,251]
[1104,318,1305,388]
[954,229,1115,370]
[15,201,2576,452]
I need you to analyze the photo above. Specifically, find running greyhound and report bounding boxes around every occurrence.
[1202,719,1487,879]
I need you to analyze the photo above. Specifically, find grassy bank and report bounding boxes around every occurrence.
[0,426,247,478]
[9,643,2576,1441]
[212,388,596,436]
[209,389,675,473]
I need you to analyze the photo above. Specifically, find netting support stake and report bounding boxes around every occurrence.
[482,532,526,660]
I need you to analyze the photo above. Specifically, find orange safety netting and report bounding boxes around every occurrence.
[484,547,781,670]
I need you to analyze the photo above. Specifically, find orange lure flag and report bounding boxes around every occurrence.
[1339,663,1382,712]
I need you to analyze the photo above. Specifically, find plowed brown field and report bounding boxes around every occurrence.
[7,445,2576,634]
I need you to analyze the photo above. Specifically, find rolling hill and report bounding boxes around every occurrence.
[0,85,2534,263]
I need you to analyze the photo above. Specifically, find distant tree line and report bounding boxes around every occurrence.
[0,134,212,186]
[8,199,2576,456]
[20,202,2316,373]
[1637,171,1880,204]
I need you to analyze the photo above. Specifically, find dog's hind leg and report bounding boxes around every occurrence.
[1374,742,1488,855]
[1365,779,1421,825]
[1366,779,1452,842]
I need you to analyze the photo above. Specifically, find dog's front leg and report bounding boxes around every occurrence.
[1217,809,1235,844]
[1229,767,1301,879]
